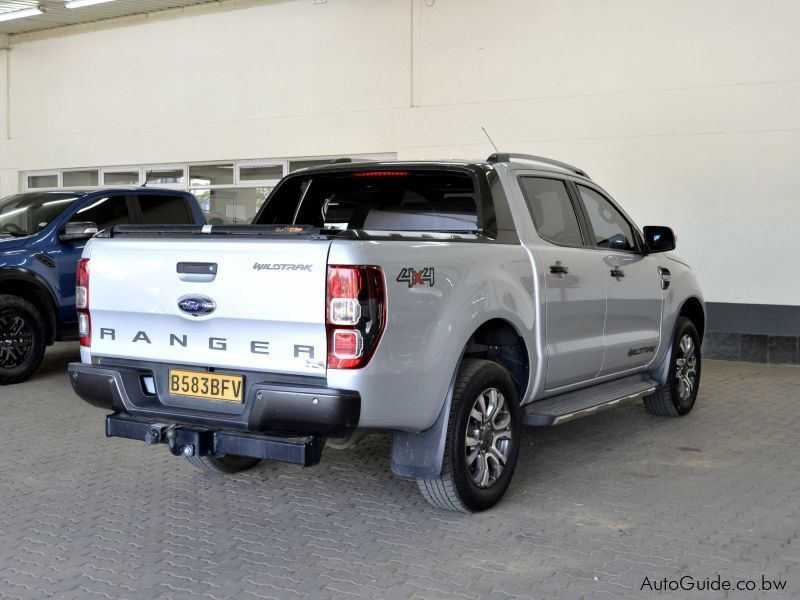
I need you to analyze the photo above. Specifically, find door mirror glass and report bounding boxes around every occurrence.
[643,225,676,253]
[60,221,98,242]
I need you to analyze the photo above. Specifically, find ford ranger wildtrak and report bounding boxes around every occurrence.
[68,155,704,512]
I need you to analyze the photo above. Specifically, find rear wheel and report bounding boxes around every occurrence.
[0,294,46,386]
[644,317,701,417]
[417,359,521,512]
[185,454,261,474]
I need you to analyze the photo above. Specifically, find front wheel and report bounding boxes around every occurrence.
[0,294,46,386]
[644,317,701,417]
[417,359,521,512]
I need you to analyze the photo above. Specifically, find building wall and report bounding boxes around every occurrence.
[1,0,798,310]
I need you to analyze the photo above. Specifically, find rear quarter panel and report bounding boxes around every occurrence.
[326,239,535,431]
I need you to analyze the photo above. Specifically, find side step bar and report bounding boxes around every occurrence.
[524,374,659,426]
[106,413,325,466]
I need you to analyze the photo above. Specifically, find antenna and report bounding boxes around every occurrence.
[481,126,500,153]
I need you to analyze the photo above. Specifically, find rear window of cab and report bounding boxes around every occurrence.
[255,170,479,233]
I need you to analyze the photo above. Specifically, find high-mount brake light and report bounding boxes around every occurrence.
[326,265,386,369]
[351,171,409,177]
[76,258,91,347]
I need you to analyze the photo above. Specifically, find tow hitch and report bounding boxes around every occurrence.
[106,413,326,466]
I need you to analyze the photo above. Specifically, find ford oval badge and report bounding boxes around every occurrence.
[178,295,216,317]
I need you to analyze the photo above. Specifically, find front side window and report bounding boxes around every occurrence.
[578,185,636,252]
[70,195,131,230]
[518,177,583,246]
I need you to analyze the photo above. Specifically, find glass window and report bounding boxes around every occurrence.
[189,164,234,187]
[136,194,192,225]
[63,170,99,187]
[578,185,636,252]
[27,174,58,189]
[240,164,283,182]
[257,170,478,232]
[519,177,583,246]
[193,187,272,225]
[145,168,185,186]
[0,192,79,236]
[70,195,131,230]
[104,171,140,186]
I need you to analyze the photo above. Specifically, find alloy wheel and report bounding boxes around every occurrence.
[0,312,33,369]
[674,334,698,403]
[465,387,513,488]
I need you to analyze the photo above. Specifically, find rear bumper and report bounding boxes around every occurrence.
[68,361,360,437]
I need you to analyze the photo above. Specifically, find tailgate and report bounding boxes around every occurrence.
[87,238,331,375]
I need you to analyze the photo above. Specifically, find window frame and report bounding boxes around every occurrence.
[66,193,136,230]
[571,181,644,254]
[25,170,61,191]
[516,174,591,249]
[101,167,144,187]
[61,169,100,189]
[143,165,187,188]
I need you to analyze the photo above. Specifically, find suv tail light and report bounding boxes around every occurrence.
[326,265,385,369]
[76,258,91,347]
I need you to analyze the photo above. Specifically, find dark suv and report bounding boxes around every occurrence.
[0,188,205,384]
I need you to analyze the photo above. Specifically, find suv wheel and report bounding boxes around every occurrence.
[644,317,701,417]
[417,359,521,512]
[185,454,261,474]
[0,294,46,386]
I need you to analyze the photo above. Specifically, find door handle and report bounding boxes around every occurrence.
[610,268,625,280]
[177,262,218,283]
[549,264,569,275]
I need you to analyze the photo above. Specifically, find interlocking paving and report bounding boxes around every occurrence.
[0,343,798,599]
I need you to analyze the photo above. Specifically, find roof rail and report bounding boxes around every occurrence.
[328,158,353,164]
[486,153,590,179]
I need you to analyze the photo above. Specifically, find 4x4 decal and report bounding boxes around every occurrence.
[396,267,435,288]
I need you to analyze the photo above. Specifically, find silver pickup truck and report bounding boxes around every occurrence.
[68,154,704,512]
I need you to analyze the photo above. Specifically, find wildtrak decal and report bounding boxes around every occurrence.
[396,267,435,288]
[628,345,656,357]
[253,263,312,272]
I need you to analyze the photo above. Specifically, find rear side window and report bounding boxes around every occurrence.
[518,177,583,246]
[256,170,478,232]
[70,195,130,229]
[577,185,636,252]
[136,194,192,225]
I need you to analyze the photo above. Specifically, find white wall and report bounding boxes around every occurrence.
[1,0,798,306]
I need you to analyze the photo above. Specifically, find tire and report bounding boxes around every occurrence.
[185,454,261,474]
[417,359,521,512]
[644,317,701,417]
[0,294,46,386]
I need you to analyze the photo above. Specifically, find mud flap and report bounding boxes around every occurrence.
[390,364,458,480]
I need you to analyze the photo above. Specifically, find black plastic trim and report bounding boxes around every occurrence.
[0,267,59,345]
[106,413,326,466]
[68,361,360,436]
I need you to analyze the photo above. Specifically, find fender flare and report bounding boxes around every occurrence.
[0,267,59,344]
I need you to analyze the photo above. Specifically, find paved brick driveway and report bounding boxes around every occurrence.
[0,343,797,599]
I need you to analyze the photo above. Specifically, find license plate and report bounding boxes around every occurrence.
[168,369,244,403]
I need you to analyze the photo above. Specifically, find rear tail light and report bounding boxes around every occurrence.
[326,265,385,369]
[76,258,91,347]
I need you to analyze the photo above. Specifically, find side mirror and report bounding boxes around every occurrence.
[643,225,676,253]
[60,221,99,242]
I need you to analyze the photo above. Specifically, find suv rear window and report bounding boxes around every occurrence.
[255,170,478,232]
